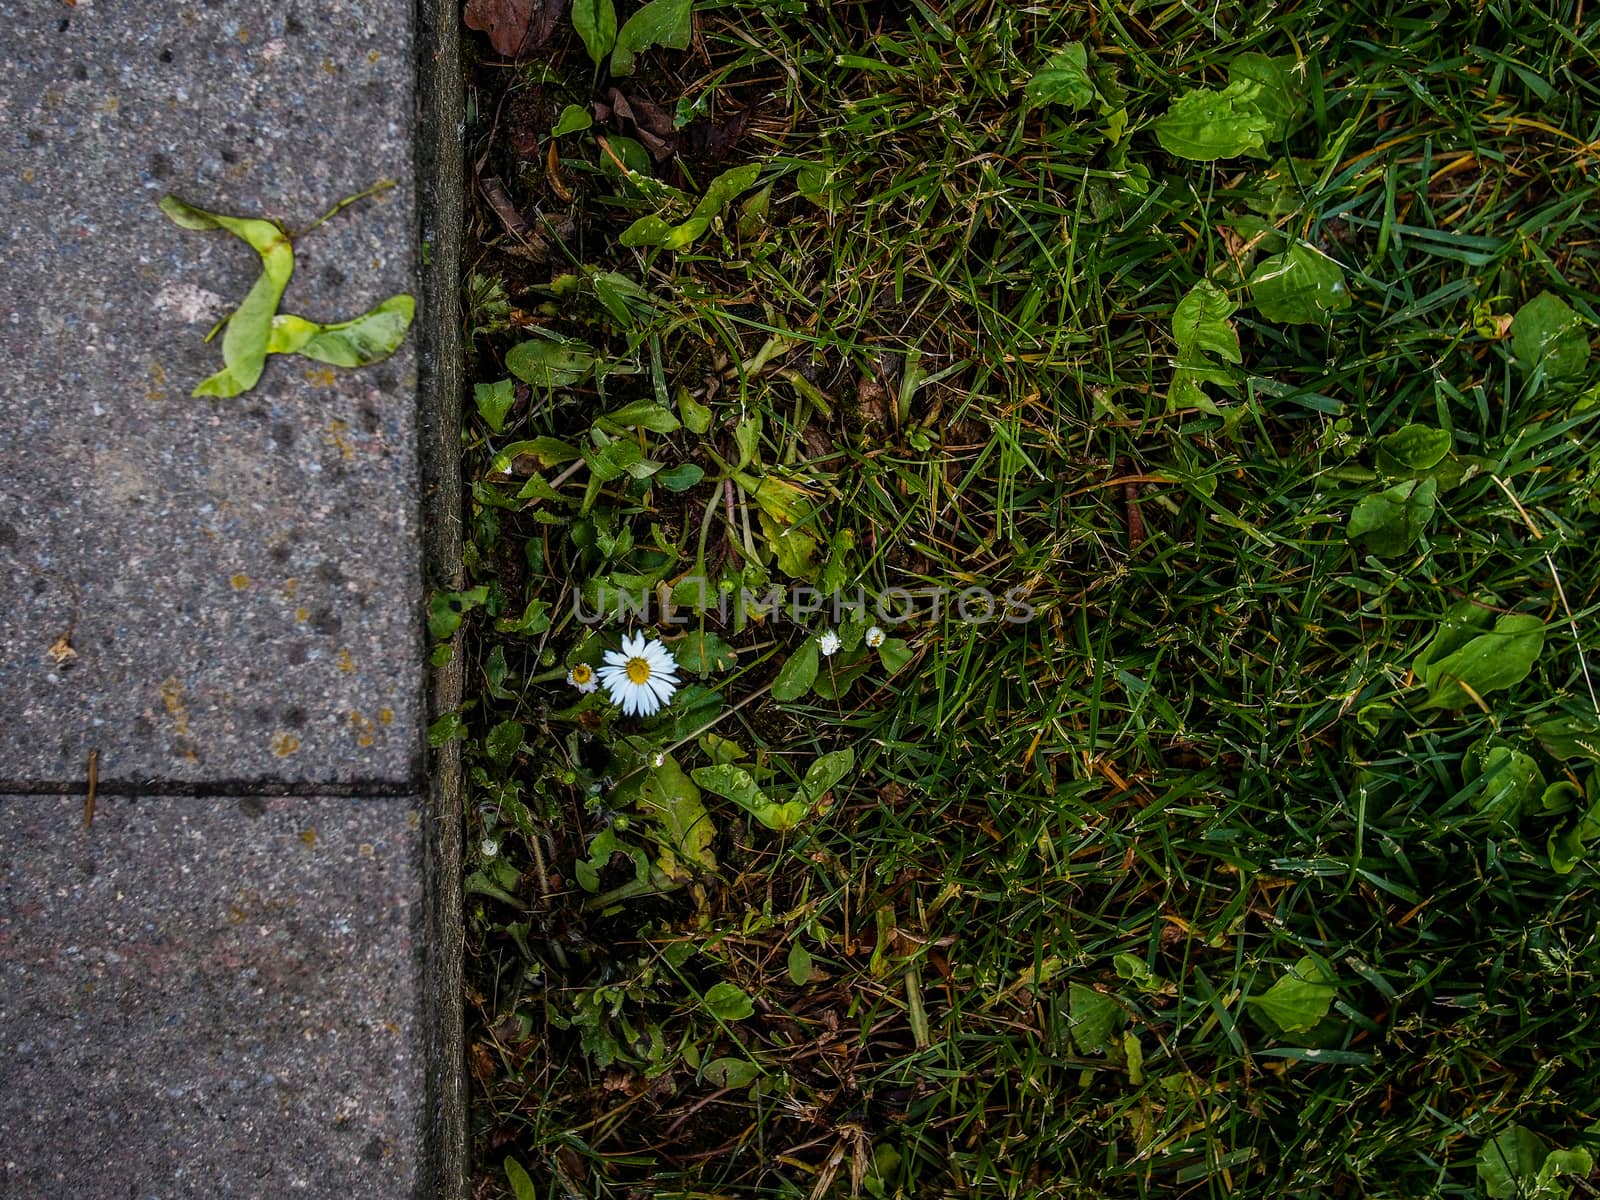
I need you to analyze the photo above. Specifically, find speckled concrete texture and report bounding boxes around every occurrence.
[0,796,424,1198]
[0,2,421,786]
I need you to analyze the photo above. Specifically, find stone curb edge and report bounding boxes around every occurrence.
[415,0,468,1195]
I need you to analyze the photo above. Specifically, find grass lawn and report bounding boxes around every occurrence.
[446,1,1600,1195]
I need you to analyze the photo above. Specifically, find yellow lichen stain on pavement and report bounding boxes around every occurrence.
[322,418,354,461]
[336,649,355,673]
[21,168,33,183]
[160,677,190,737]
[348,710,376,748]
[230,573,250,591]
[367,50,381,63]
[283,577,298,598]
[101,96,118,114]
[295,606,310,623]
[305,367,337,388]
[146,363,167,402]
[358,843,375,858]
[271,732,300,757]
[378,707,393,725]
[299,826,319,847]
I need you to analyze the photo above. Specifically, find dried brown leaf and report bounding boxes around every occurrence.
[463,0,568,58]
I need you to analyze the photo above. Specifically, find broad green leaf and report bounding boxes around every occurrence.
[702,981,754,1021]
[759,510,821,580]
[1250,242,1352,324]
[1376,424,1453,473]
[1418,613,1545,710]
[552,104,592,136]
[677,388,712,434]
[1123,1029,1144,1085]
[1478,1127,1549,1200]
[1512,291,1590,385]
[1462,740,1544,823]
[596,399,680,433]
[1067,983,1124,1054]
[801,748,854,802]
[583,436,643,483]
[812,657,870,700]
[610,0,692,76]
[428,711,465,746]
[1172,281,1242,363]
[702,1056,762,1087]
[494,597,551,635]
[876,637,914,675]
[1414,599,1494,679]
[506,335,598,388]
[1114,954,1151,984]
[266,293,414,367]
[504,1156,538,1200]
[1346,476,1437,557]
[619,215,675,248]
[485,719,524,766]
[162,195,295,397]
[638,754,717,881]
[474,379,516,434]
[692,163,763,222]
[692,763,808,830]
[1153,79,1275,161]
[655,462,705,492]
[772,638,820,701]
[1548,790,1600,875]
[1532,715,1600,762]
[1475,1125,1590,1200]
[619,213,710,250]
[673,630,737,674]
[491,438,582,472]
[1226,53,1302,139]
[571,0,618,64]
[428,585,488,640]
[787,941,814,985]
[1024,43,1096,110]
[1168,280,1240,414]
[1247,956,1336,1033]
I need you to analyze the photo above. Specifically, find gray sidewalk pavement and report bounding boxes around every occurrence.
[0,0,420,788]
[0,798,423,1196]
[0,2,464,1196]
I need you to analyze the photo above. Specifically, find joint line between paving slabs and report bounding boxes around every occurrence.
[0,778,426,798]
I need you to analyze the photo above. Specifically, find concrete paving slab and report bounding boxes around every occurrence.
[0,796,424,1198]
[0,1,421,787]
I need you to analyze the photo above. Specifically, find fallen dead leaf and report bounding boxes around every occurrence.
[463,0,569,58]
[48,633,76,665]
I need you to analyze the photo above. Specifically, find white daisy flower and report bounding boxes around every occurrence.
[818,630,841,657]
[566,663,599,694]
[598,632,681,717]
[865,625,886,648]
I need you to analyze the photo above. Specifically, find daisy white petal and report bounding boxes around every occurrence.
[818,630,841,657]
[865,625,886,648]
[599,632,681,717]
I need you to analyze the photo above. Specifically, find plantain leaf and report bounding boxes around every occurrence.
[1250,242,1352,324]
[611,0,692,77]
[571,0,617,64]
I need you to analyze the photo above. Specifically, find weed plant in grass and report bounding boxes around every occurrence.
[449,1,1600,1196]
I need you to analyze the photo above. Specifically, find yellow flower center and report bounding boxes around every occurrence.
[570,664,593,684]
[625,657,652,684]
